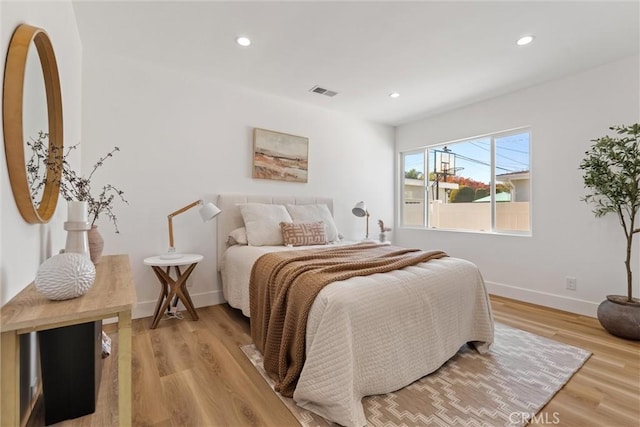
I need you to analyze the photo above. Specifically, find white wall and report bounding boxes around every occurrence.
[0,0,82,418]
[0,1,82,303]
[81,51,394,319]
[395,56,640,317]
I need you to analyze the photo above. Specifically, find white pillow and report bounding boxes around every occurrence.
[285,204,340,242]
[239,203,293,246]
[227,227,248,246]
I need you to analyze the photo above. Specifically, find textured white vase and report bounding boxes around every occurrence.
[35,253,96,300]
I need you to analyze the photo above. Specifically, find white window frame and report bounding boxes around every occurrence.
[399,127,532,236]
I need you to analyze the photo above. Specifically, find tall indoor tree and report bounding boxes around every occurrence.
[580,123,640,340]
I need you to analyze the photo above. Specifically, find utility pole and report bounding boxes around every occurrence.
[434,146,453,201]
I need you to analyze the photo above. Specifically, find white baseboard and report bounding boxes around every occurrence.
[485,280,599,318]
[132,289,226,320]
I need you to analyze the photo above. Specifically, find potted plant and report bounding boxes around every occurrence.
[28,133,128,262]
[377,219,392,243]
[579,123,640,340]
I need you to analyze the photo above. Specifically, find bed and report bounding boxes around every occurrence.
[217,194,494,427]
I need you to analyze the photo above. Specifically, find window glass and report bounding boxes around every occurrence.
[428,138,491,231]
[495,132,530,232]
[402,151,425,226]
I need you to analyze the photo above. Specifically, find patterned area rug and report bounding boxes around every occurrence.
[241,323,591,427]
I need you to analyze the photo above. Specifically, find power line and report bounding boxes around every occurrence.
[404,146,524,175]
[469,142,529,166]
[496,153,528,167]
[454,153,515,172]
[471,139,529,154]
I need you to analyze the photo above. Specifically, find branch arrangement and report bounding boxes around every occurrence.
[378,219,391,233]
[27,132,128,233]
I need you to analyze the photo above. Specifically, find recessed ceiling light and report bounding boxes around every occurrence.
[236,36,251,47]
[516,35,534,46]
[389,92,400,98]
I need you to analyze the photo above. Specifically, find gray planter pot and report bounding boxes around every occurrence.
[597,296,640,340]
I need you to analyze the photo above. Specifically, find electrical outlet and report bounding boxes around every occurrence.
[566,277,577,291]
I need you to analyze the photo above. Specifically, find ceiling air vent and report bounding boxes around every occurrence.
[309,85,338,97]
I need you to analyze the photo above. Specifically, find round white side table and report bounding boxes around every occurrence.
[143,254,203,329]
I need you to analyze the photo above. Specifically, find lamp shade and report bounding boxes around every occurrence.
[161,199,222,259]
[352,201,368,217]
[199,202,221,222]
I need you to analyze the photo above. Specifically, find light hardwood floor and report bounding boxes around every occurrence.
[31,295,639,427]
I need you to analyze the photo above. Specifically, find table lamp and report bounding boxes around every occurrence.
[352,201,370,240]
[161,199,221,259]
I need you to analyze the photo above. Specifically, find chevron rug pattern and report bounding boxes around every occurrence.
[241,322,591,427]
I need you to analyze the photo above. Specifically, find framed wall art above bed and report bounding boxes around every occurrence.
[252,128,309,183]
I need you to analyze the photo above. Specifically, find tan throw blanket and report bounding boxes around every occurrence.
[249,242,448,397]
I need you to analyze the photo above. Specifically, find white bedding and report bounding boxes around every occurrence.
[220,242,355,316]
[221,244,494,427]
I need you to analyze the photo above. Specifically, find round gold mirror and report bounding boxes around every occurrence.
[3,24,63,223]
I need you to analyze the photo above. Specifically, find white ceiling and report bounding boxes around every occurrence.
[72,1,640,126]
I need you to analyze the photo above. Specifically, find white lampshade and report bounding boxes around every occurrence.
[352,201,368,217]
[199,202,221,222]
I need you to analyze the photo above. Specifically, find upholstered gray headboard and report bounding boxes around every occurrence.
[216,194,334,266]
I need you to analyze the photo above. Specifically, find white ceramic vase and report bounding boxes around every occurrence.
[64,201,91,258]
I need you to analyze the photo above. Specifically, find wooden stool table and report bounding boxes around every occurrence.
[144,254,203,329]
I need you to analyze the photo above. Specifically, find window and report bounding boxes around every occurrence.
[400,128,531,234]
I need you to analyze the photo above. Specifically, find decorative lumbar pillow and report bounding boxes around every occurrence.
[280,221,328,246]
[35,253,96,300]
[227,227,248,246]
[239,203,293,246]
[285,204,340,242]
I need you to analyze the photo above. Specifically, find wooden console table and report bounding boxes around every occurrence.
[1,254,136,427]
